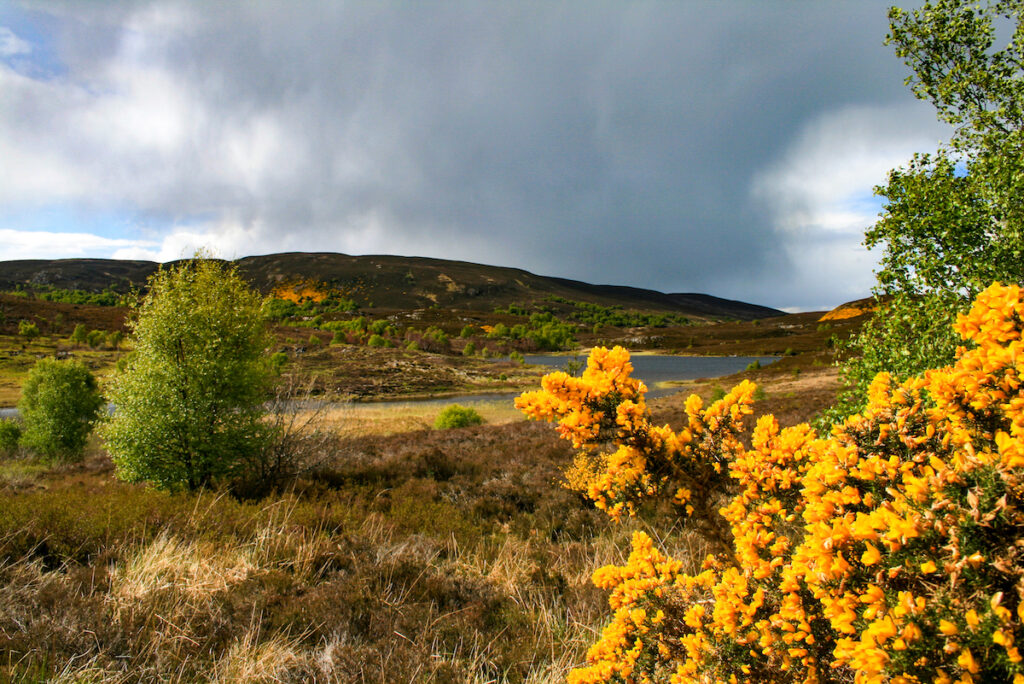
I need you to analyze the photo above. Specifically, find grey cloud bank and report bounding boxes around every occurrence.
[0,1,949,311]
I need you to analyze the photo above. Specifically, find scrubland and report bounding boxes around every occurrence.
[0,364,836,682]
[0,285,851,681]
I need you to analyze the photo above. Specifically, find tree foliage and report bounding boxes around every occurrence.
[834,0,1024,421]
[18,358,103,462]
[519,285,1024,682]
[102,258,271,491]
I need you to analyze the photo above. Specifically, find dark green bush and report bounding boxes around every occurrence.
[0,418,21,454]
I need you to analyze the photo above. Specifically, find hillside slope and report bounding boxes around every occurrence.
[0,253,783,320]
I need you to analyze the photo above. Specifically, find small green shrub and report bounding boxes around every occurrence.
[18,320,39,340]
[0,419,21,454]
[86,329,106,348]
[308,334,322,347]
[462,341,476,356]
[70,323,88,346]
[18,358,104,462]
[434,404,484,430]
[269,351,288,374]
[745,359,761,371]
[509,351,524,365]
[367,334,388,348]
[710,386,726,402]
[563,356,584,377]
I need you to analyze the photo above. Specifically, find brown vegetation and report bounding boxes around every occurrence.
[0,265,854,680]
[0,364,838,682]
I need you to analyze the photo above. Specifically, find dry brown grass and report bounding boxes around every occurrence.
[0,417,622,681]
[0,356,840,682]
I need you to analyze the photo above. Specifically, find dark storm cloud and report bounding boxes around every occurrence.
[2,1,948,309]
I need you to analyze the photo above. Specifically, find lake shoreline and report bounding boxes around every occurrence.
[0,351,780,413]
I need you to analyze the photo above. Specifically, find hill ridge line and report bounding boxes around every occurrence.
[0,252,784,320]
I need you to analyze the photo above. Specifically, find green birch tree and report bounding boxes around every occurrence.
[102,257,271,491]
[828,0,1024,422]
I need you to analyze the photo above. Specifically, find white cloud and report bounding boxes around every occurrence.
[0,27,31,57]
[107,208,400,263]
[751,103,952,309]
[753,103,949,236]
[0,229,157,260]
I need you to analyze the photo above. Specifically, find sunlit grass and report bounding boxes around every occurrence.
[303,397,526,438]
[0,459,49,487]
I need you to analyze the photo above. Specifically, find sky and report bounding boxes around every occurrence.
[0,1,951,312]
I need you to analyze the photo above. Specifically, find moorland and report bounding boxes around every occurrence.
[0,253,867,682]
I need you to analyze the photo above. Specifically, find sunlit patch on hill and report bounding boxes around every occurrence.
[270,279,333,304]
[818,296,878,322]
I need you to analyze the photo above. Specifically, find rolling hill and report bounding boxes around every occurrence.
[0,252,783,320]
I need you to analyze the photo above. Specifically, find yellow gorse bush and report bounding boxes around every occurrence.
[515,283,1024,684]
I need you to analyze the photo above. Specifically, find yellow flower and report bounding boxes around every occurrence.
[957,647,979,674]
[862,543,882,566]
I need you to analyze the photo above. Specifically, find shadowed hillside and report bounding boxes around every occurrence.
[0,253,783,320]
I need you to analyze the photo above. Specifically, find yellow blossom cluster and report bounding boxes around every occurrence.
[516,345,754,521]
[518,283,1024,683]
